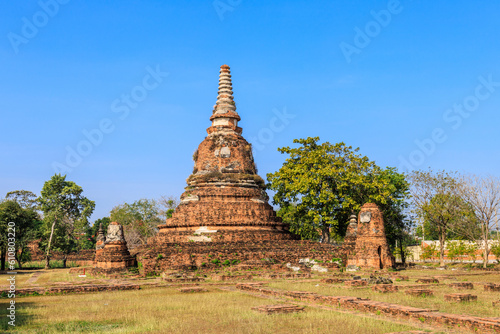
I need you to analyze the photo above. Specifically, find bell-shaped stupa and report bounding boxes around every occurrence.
[156,65,293,243]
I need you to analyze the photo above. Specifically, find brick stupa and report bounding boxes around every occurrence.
[95,222,135,269]
[156,65,293,243]
[346,203,395,269]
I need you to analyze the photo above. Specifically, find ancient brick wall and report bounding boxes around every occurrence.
[137,240,343,274]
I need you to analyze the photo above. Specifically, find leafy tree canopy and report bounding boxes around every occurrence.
[267,137,410,243]
[37,174,95,268]
[0,199,40,268]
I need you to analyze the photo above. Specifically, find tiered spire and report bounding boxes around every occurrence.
[209,65,241,133]
[214,65,237,114]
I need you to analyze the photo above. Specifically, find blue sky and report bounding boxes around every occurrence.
[1,0,499,221]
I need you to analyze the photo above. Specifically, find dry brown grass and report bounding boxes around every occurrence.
[270,269,500,318]
[0,286,422,333]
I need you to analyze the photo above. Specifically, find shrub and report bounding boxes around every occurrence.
[491,242,500,263]
[421,243,438,262]
[464,243,478,263]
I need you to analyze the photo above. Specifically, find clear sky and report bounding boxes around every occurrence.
[1,0,499,221]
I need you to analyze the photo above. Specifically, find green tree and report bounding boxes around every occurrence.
[267,137,410,243]
[5,190,38,210]
[421,243,438,262]
[446,241,463,263]
[37,174,95,269]
[458,174,500,268]
[409,170,467,267]
[0,200,40,269]
[490,242,500,264]
[110,198,162,247]
[158,195,179,221]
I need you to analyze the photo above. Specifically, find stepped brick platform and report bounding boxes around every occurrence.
[162,277,205,283]
[263,273,311,279]
[448,282,474,290]
[179,287,207,293]
[252,304,305,314]
[372,284,399,293]
[236,282,264,290]
[405,289,434,297]
[444,293,477,302]
[346,203,395,270]
[416,278,439,284]
[344,280,368,287]
[321,278,345,284]
[211,274,253,281]
[484,283,500,291]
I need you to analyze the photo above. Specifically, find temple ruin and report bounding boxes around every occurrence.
[90,65,395,274]
[346,203,395,270]
[154,65,292,244]
[95,222,135,270]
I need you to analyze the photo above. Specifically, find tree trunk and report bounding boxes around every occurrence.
[62,254,67,268]
[321,225,330,244]
[45,219,57,269]
[483,237,489,269]
[0,246,6,271]
[439,230,445,267]
[399,239,406,265]
[15,248,23,269]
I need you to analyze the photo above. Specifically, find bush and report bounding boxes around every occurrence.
[421,243,438,262]
[446,241,462,263]
[490,242,500,263]
[464,243,478,263]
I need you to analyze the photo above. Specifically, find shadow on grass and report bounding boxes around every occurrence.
[0,299,122,332]
[0,300,36,331]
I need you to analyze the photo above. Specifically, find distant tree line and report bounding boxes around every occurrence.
[0,174,178,270]
[2,137,498,269]
[266,137,500,267]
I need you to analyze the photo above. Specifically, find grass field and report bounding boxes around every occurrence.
[3,266,500,333]
[0,287,422,334]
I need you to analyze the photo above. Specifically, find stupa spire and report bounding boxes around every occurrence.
[156,64,290,242]
[214,65,236,114]
[209,65,241,134]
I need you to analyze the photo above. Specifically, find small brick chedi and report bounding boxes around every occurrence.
[95,222,135,269]
[155,65,292,243]
[346,203,395,270]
